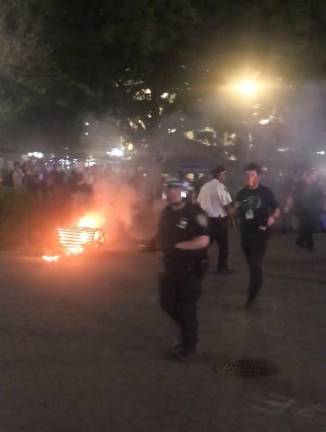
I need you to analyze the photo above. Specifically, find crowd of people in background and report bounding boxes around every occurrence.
[0,159,162,208]
[0,157,325,250]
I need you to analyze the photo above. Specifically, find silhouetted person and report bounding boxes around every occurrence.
[294,168,323,252]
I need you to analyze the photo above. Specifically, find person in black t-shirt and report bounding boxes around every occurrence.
[155,179,209,361]
[235,163,280,308]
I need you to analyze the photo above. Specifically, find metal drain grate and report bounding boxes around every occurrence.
[219,357,279,378]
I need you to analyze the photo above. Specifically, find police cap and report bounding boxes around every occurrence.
[165,177,193,191]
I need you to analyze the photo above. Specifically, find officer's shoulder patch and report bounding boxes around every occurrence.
[196,213,208,227]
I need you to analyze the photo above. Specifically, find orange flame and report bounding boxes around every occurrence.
[77,213,105,229]
[54,213,105,257]
[42,255,59,263]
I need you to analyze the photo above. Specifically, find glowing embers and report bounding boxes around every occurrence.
[57,226,104,256]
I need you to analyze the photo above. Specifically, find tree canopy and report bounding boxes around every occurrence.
[1,0,326,153]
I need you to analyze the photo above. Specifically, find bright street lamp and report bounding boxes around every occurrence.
[233,79,259,97]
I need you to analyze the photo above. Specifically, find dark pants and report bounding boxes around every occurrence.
[209,217,229,270]
[241,228,269,303]
[297,213,315,251]
[159,267,202,352]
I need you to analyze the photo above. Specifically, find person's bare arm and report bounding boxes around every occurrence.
[267,207,281,227]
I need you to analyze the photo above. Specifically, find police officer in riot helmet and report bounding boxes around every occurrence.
[156,178,209,361]
[235,163,280,308]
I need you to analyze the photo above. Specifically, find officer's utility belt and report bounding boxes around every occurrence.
[165,259,208,278]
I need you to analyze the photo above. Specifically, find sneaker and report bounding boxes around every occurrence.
[171,342,184,352]
[173,347,197,363]
[245,297,255,309]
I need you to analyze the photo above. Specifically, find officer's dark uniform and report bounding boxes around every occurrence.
[236,184,279,306]
[157,201,209,356]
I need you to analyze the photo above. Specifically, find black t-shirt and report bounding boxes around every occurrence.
[236,184,279,230]
[157,202,209,266]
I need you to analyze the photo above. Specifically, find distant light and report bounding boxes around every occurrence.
[316,150,325,155]
[85,122,90,126]
[277,147,289,152]
[161,92,169,99]
[84,132,89,136]
[64,148,69,150]
[28,152,44,159]
[259,119,270,125]
[107,148,124,157]
[168,128,177,134]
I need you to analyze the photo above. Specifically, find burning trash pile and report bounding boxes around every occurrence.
[42,213,105,262]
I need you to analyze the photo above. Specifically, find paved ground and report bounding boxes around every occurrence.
[0,231,325,431]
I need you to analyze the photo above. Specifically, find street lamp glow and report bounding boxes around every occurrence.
[235,80,258,96]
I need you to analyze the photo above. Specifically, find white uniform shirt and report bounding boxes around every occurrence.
[197,179,232,218]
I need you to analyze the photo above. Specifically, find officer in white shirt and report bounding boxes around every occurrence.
[197,166,234,274]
